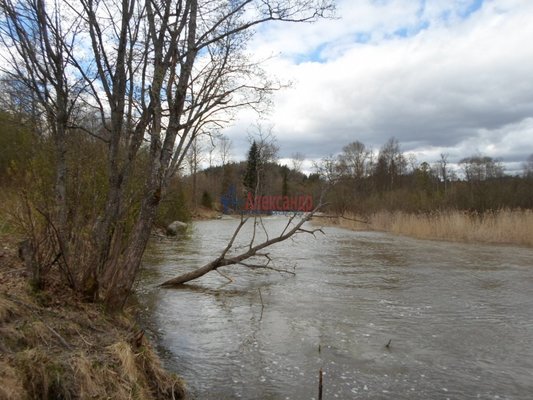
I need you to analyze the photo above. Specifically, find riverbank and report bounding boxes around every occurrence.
[315,209,533,247]
[0,234,186,399]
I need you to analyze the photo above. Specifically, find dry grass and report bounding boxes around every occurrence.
[0,297,20,324]
[0,360,24,400]
[323,209,533,247]
[0,233,186,400]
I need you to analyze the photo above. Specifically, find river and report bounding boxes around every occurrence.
[137,217,533,399]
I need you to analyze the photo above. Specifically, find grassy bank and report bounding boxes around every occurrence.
[319,209,533,247]
[0,234,186,400]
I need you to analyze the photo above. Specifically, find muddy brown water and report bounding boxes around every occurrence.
[137,217,533,399]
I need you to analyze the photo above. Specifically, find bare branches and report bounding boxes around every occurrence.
[238,261,296,276]
[313,213,370,225]
[296,226,325,237]
[0,0,334,309]
[216,269,234,283]
[220,215,249,259]
[160,196,326,287]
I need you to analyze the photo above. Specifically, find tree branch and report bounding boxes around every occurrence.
[160,198,326,287]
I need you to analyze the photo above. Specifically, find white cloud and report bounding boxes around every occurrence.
[223,0,533,171]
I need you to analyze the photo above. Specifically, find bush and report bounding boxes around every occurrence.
[201,190,212,209]
[156,184,191,227]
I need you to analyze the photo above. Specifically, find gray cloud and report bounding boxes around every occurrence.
[221,0,533,172]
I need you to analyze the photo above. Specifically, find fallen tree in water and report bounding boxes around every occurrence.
[160,203,325,287]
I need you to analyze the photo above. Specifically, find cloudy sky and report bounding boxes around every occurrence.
[221,0,533,174]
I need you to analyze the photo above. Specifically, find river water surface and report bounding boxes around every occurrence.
[137,217,533,399]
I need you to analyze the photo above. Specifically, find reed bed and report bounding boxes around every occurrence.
[331,209,533,247]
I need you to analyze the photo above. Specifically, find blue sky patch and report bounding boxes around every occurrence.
[393,20,430,38]
[294,32,372,64]
[459,0,484,18]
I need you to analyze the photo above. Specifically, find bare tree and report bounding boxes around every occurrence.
[406,153,418,174]
[207,136,217,169]
[0,0,334,310]
[460,154,504,182]
[523,154,533,179]
[186,137,204,209]
[0,0,83,268]
[249,123,279,165]
[337,141,369,179]
[291,152,305,173]
[376,137,406,190]
[218,134,233,166]
[247,123,279,194]
[313,154,340,184]
[437,153,449,193]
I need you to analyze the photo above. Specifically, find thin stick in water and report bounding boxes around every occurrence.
[318,368,323,400]
[258,288,264,321]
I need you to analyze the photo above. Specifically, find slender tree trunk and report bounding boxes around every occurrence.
[104,184,160,310]
[54,121,68,250]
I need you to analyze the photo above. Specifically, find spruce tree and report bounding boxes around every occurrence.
[243,141,259,192]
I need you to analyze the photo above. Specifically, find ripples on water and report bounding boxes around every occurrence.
[137,217,533,399]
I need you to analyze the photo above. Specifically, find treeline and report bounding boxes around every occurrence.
[180,136,533,216]
[314,138,533,214]
[179,134,321,213]
[182,160,320,212]
[4,105,531,226]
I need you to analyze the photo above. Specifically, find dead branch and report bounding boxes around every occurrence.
[160,199,325,287]
[296,227,325,237]
[313,213,370,224]
[238,262,296,275]
[45,323,73,350]
[216,269,234,283]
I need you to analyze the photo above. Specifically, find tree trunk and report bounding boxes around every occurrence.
[103,183,161,311]
[160,259,222,287]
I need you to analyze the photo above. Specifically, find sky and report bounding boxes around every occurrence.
[220,0,533,174]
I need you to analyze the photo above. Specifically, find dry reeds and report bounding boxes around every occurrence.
[331,209,533,247]
[0,270,186,400]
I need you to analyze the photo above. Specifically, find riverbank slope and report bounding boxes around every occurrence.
[0,233,186,399]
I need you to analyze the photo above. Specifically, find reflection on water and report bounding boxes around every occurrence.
[137,218,533,400]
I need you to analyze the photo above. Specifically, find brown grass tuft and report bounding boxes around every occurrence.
[0,360,25,400]
[109,340,143,384]
[14,348,75,399]
[0,297,20,324]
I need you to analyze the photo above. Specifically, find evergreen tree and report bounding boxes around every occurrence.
[281,165,289,197]
[243,141,259,192]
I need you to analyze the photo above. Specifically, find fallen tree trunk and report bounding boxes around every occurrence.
[160,204,324,287]
[160,259,224,286]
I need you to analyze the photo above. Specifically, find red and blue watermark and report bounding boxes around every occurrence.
[244,193,313,212]
[221,185,314,214]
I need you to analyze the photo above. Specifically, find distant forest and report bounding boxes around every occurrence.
[179,135,533,218]
[2,109,532,229]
